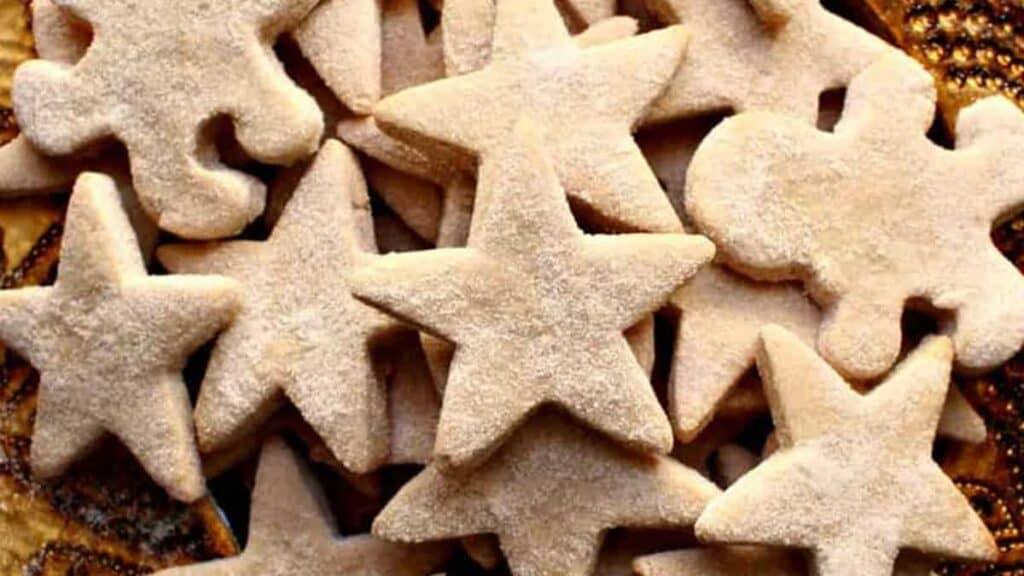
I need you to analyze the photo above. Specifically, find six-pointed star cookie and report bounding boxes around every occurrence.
[155,437,452,576]
[373,411,721,576]
[695,326,997,576]
[642,0,891,124]
[13,0,323,239]
[158,141,402,474]
[0,173,239,502]
[349,120,714,467]
[370,0,687,233]
[687,53,1024,380]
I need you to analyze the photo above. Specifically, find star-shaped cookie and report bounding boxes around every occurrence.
[686,52,1024,379]
[370,0,687,233]
[158,140,402,474]
[373,411,721,576]
[349,120,713,467]
[13,0,324,239]
[155,437,452,576]
[0,172,239,502]
[694,326,997,576]
[643,0,891,124]
[633,547,938,576]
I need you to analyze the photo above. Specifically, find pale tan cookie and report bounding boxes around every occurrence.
[155,437,452,576]
[386,336,442,466]
[365,160,444,244]
[687,53,1024,380]
[349,120,713,467]
[382,0,445,95]
[642,0,891,125]
[0,173,239,502]
[670,266,820,442]
[373,411,721,576]
[371,0,688,233]
[712,444,760,487]
[158,141,402,474]
[13,0,324,239]
[32,0,90,65]
[940,385,987,444]
[694,326,997,576]
[633,547,938,576]
[293,0,381,115]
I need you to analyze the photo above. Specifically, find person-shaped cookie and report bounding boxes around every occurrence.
[694,326,996,576]
[154,437,452,576]
[13,0,324,239]
[158,141,403,474]
[349,119,714,467]
[0,172,240,502]
[643,0,891,124]
[687,52,1024,380]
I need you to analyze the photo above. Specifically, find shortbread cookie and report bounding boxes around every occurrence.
[634,547,938,576]
[940,385,987,444]
[32,0,90,65]
[643,0,891,124]
[155,437,452,576]
[365,160,444,244]
[0,173,239,502]
[373,411,721,576]
[350,120,713,467]
[371,0,687,232]
[13,0,323,239]
[687,53,1024,379]
[293,0,381,115]
[387,336,442,466]
[695,326,997,575]
[158,141,402,474]
[712,444,759,487]
[382,0,445,95]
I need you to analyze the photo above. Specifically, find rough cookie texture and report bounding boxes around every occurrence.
[642,0,891,124]
[373,411,721,576]
[155,437,452,576]
[158,141,403,474]
[13,0,324,239]
[0,173,239,502]
[633,547,938,576]
[695,327,997,576]
[687,53,1024,379]
[370,0,687,233]
[349,121,713,467]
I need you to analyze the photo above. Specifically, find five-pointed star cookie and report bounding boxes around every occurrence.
[349,120,714,467]
[370,0,688,233]
[13,0,324,239]
[158,140,402,474]
[155,437,452,576]
[642,0,892,125]
[687,53,1024,380]
[294,0,381,115]
[695,326,997,576]
[0,172,240,502]
[373,411,721,576]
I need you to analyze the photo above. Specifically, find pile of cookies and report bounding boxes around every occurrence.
[0,0,1021,574]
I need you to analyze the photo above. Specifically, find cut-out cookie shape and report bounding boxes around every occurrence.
[687,53,1024,380]
[373,411,721,576]
[381,0,445,95]
[32,0,90,66]
[695,326,997,576]
[0,173,239,502]
[370,0,687,233]
[349,120,713,467]
[633,547,938,576]
[642,0,891,124]
[155,437,452,576]
[158,141,401,474]
[293,0,381,115]
[386,335,443,466]
[13,0,324,239]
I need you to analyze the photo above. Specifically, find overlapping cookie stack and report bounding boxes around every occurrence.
[1,0,1021,574]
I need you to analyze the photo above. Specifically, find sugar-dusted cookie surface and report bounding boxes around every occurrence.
[350,120,713,467]
[155,437,452,576]
[373,411,721,576]
[643,0,891,124]
[633,546,938,576]
[159,141,402,474]
[371,0,687,233]
[13,0,323,239]
[687,53,1024,380]
[695,327,996,576]
[0,173,239,502]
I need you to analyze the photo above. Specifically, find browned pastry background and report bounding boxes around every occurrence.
[0,0,1022,574]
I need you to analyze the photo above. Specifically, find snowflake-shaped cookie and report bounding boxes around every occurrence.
[687,53,1024,379]
[13,0,324,239]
